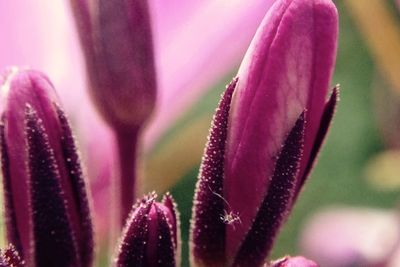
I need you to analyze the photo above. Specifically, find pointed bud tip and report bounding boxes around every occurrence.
[116,193,179,267]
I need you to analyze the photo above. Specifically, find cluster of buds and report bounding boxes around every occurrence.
[0,0,338,266]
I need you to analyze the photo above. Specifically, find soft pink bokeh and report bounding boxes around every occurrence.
[300,207,400,267]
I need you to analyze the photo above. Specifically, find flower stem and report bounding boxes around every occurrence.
[116,129,139,227]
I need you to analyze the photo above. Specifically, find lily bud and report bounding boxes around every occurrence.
[269,256,319,267]
[70,0,156,131]
[191,0,338,266]
[0,69,94,267]
[115,193,180,267]
[70,0,157,226]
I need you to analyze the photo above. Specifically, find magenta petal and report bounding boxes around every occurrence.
[269,256,319,267]
[1,69,62,264]
[25,106,78,267]
[115,198,152,267]
[0,69,94,267]
[56,105,94,267]
[145,0,277,149]
[224,0,338,256]
[115,194,178,267]
[232,112,305,266]
[0,126,21,255]
[70,0,156,130]
[162,193,181,265]
[190,78,238,267]
[150,204,176,267]
[297,87,339,193]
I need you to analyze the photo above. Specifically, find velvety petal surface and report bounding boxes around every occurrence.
[232,112,305,266]
[115,194,178,267]
[0,69,62,264]
[224,0,338,257]
[190,78,237,267]
[0,69,94,267]
[25,107,78,267]
[56,105,94,267]
[0,245,24,267]
[115,198,152,267]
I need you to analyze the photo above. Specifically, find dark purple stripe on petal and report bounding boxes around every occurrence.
[233,112,305,267]
[55,105,94,267]
[0,125,23,255]
[115,197,153,267]
[297,87,338,193]
[153,204,176,267]
[25,106,79,267]
[190,78,237,267]
[0,245,25,267]
[162,193,181,252]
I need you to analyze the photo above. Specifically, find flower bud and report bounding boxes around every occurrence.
[70,0,157,226]
[70,0,156,131]
[0,68,93,267]
[115,193,180,267]
[191,0,338,266]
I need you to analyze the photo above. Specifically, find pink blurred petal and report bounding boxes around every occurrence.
[300,207,400,267]
[145,0,277,149]
[270,256,319,267]
[224,0,337,257]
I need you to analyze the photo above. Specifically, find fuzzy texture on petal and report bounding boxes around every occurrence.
[56,105,94,266]
[1,69,63,265]
[224,0,338,257]
[25,106,78,267]
[115,193,179,267]
[0,245,25,267]
[190,78,237,267]
[0,69,94,267]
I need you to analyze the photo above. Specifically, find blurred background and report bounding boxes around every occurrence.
[1,0,400,266]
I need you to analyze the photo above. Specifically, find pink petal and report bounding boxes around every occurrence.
[224,0,338,257]
[300,207,400,267]
[144,0,277,149]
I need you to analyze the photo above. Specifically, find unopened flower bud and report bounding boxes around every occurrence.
[191,0,338,266]
[70,0,156,131]
[115,193,180,267]
[0,68,93,267]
